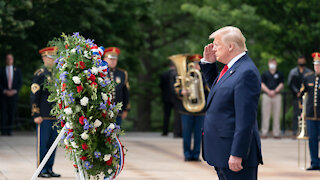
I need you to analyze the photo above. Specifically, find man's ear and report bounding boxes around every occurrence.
[228,43,235,52]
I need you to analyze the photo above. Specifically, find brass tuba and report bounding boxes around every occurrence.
[169,54,206,113]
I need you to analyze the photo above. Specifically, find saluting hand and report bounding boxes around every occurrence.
[229,155,243,172]
[203,43,216,63]
[34,117,43,124]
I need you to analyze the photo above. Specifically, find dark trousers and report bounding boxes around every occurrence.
[0,95,17,135]
[181,114,204,159]
[307,120,320,167]
[292,98,301,135]
[215,166,258,180]
[162,101,182,137]
[36,120,58,173]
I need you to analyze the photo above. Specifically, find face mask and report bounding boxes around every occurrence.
[298,63,306,67]
[269,63,277,70]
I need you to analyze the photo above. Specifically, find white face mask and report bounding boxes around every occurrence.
[269,63,277,70]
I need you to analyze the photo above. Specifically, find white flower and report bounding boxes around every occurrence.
[71,141,78,148]
[109,94,113,101]
[101,93,108,101]
[64,139,69,145]
[65,122,73,129]
[103,154,111,161]
[98,77,103,83]
[64,107,73,115]
[84,50,90,59]
[80,97,89,106]
[72,76,81,84]
[94,119,102,127]
[108,123,115,130]
[81,132,89,140]
[107,169,113,174]
[70,48,76,54]
[109,111,114,118]
[92,67,99,75]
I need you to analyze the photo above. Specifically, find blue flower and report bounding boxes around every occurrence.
[83,119,90,130]
[72,32,80,39]
[85,39,95,46]
[66,132,73,140]
[99,103,107,110]
[68,93,74,103]
[84,161,93,170]
[94,151,101,158]
[104,129,112,137]
[59,71,68,82]
[76,45,81,54]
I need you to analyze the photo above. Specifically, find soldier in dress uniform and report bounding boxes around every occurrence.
[300,52,320,171]
[103,47,130,126]
[30,47,61,178]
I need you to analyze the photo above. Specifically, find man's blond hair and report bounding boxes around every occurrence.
[209,26,247,51]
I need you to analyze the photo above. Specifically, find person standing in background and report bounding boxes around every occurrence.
[103,47,130,126]
[288,56,312,136]
[261,58,284,138]
[160,62,182,137]
[0,53,22,136]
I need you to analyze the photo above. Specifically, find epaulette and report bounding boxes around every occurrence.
[34,68,45,76]
[304,71,314,77]
[117,68,129,89]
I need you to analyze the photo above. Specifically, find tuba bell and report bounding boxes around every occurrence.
[169,54,206,113]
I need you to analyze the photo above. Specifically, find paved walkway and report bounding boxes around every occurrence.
[0,132,319,180]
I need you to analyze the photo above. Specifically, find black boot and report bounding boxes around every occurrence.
[47,170,61,177]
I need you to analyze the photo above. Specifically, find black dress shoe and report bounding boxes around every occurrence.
[191,158,201,162]
[38,172,51,178]
[47,170,61,177]
[306,166,320,170]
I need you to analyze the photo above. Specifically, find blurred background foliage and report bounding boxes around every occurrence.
[1,0,319,132]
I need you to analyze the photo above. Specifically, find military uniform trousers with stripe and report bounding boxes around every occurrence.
[37,119,58,173]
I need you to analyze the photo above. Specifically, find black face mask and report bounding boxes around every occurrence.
[298,63,306,67]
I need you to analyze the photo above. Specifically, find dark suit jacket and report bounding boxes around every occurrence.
[160,69,176,104]
[200,53,263,168]
[0,66,22,97]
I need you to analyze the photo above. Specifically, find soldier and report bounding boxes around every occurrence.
[103,47,130,126]
[300,52,320,171]
[176,54,209,161]
[30,47,61,178]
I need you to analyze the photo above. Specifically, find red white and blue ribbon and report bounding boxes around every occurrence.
[90,46,105,57]
[105,136,124,180]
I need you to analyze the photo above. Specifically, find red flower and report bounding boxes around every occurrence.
[68,129,73,133]
[76,61,86,69]
[106,157,113,166]
[65,145,68,149]
[65,44,68,49]
[80,156,87,160]
[82,143,88,150]
[99,72,106,78]
[79,116,86,125]
[88,74,96,82]
[59,102,63,110]
[102,112,107,118]
[106,137,111,144]
[73,164,78,168]
[107,98,111,106]
[90,82,98,88]
[102,69,107,72]
[76,85,83,93]
[61,83,66,92]
[61,121,65,127]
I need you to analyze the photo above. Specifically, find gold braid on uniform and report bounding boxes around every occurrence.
[31,104,40,116]
[110,70,116,103]
[314,76,319,118]
[31,83,40,94]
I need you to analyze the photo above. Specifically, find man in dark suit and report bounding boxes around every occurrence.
[200,26,263,179]
[0,53,22,136]
[159,62,182,137]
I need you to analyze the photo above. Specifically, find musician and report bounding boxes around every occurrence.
[30,47,60,178]
[175,54,209,161]
[300,52,320,170]
[103,47,130,126]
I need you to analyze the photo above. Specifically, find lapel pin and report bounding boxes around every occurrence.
[230,70,233,74]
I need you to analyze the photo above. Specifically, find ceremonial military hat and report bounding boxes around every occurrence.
[104,47,120,59]
[312,52,320,64]
[39,47,58,58]
[188,54,203,62]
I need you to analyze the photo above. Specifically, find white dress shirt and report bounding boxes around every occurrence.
[5,65,14,89]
